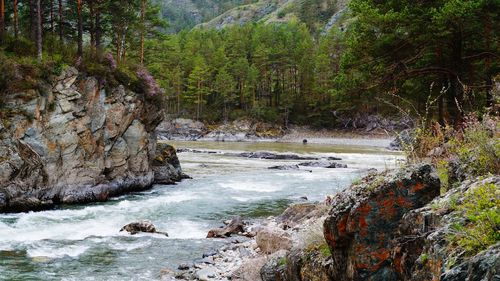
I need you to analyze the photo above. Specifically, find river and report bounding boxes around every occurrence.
[0,140,402,280]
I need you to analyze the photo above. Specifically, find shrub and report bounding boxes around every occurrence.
[448,182,500,256]
[447,115,500,179]
[407,114,499,192]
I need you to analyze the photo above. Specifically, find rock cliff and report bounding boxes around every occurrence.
[0,67,183,212]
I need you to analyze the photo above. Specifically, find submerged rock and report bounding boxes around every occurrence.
[268,165,300,170]
[238,151,318,160]
[207,216,246,238]
[298,161,347,168]
[120,221,168,236]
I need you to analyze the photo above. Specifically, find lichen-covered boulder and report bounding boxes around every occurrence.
[323,164,440,281]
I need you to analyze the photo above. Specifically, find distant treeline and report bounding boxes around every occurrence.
[146,0,499,126]
[0,0,498,127]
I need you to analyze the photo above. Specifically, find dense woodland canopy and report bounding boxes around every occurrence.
[0,0,499,128]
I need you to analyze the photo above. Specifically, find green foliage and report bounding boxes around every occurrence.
[448,183,500,256]
[437,159,450,193]
[448,118,500,178]
[278,257,287,267]
[337,0,499,124]
[318,243,331,257]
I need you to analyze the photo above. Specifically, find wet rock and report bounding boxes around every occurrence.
[298,161,347,168]
[323,164,440,281]
[152,143,186,184]
[120,221,168,236]
[207,216,246,238]
[238,152,318,161]
[256,227,293,254]
[268,165,300,170]
[327,156,342,161]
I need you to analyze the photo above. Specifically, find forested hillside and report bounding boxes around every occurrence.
[0,0,498,129]
[146,0,499,127]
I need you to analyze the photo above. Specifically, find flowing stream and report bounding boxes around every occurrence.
[0,140,402,280]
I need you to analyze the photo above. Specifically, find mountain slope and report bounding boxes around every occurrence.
[196,0,348,33]
[157,0,258,33]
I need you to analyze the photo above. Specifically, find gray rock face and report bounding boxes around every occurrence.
[0,67,182,213]
[156,118,207,140]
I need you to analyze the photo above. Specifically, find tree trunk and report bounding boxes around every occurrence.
[89,0,95,49]
[14,0,19,39]
[95,7,101,49]
[140,0,146,65]
[58,0,63,42]
[50,0,54,33]
[36,0,42,61]
[448,32,464,126]
[30,0,37,40]
[0,0,4,43]
[77,0,83,56]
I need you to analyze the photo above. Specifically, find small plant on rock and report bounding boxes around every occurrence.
[448,182,500,256]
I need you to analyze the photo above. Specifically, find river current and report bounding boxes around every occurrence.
[0,140,402,280]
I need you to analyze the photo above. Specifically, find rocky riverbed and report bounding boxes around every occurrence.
[161,164,499,281]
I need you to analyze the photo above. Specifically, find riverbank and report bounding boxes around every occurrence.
[162,166,499,281]
[157,118,396,149]
[161,114,499,281]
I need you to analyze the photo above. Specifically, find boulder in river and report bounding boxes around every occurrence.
[120,221,169,236]
[207,216,246,238]
[152,143,189,184]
